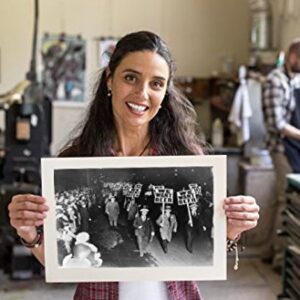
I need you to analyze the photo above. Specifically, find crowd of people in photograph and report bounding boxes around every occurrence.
[55,180,213,266]
[55,187,99,266]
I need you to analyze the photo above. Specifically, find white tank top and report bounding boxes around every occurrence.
[119,281,169,300]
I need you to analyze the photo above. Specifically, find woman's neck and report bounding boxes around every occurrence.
[114,125,151,156]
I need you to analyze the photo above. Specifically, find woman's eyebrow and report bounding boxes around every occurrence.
[122,69,167,81]
[152,75,167,82]
[122,68,140,74]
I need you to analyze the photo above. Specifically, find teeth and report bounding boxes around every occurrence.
[127,102,147,112]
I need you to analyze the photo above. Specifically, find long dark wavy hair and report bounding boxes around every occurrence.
[64,31,206,156]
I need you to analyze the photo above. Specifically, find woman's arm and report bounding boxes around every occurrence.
[8,194,49,266]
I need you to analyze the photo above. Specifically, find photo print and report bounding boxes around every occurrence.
[42,155,226,282]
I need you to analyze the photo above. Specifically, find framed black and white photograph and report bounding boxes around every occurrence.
[42,155,227,282]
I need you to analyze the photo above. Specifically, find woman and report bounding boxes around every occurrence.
[8,31,259,300]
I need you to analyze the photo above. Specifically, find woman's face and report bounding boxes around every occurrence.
[107,51,169,130]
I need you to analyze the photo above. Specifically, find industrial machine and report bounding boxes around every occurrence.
[279,174,300,300]
[0,0,52,279]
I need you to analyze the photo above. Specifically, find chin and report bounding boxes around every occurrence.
[129,121,149,128]
[125,116,151,128]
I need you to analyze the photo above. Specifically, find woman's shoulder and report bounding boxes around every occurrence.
[58,145,79,157]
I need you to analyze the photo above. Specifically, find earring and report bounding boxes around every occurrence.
[107,90,112,97]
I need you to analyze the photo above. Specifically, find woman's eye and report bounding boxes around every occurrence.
[152,81,164,89]
[124,74,136,82]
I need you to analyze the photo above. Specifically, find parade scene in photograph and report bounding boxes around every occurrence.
[54,166,214,269]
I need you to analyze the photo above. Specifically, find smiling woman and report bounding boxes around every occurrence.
[8,31,260,300]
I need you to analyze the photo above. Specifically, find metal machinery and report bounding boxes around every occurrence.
[0,0,52,279]
[278,175,300,300]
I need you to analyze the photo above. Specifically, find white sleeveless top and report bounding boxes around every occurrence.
[119,281,169,300]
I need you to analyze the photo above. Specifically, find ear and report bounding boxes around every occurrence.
[289,52,298,64]
[106,68,112,90]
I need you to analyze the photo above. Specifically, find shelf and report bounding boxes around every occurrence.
[52,100,88,108]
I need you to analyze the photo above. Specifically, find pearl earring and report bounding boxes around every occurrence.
[107,90,112,97]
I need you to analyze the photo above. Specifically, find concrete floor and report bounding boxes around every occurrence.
[0,257,281,300]
[199,256,281,300]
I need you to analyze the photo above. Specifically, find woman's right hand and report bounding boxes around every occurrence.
[8,194,49,242]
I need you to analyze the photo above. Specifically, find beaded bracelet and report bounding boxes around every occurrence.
[20,229,44,249]
[227,236,245,271]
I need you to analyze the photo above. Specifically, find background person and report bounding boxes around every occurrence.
[262,38,300,270]
[105,196,120,227]
[156,205,177,253]
[185,203,202,253]
[133,206,155,257]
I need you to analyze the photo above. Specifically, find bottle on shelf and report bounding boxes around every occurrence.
[211,118,224,148]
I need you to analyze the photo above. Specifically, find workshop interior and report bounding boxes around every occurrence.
[0,0,300,299]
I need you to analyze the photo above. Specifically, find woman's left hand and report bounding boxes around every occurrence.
[223,195,260,240]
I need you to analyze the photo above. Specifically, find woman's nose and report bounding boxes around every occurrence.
[135,83,149,100]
